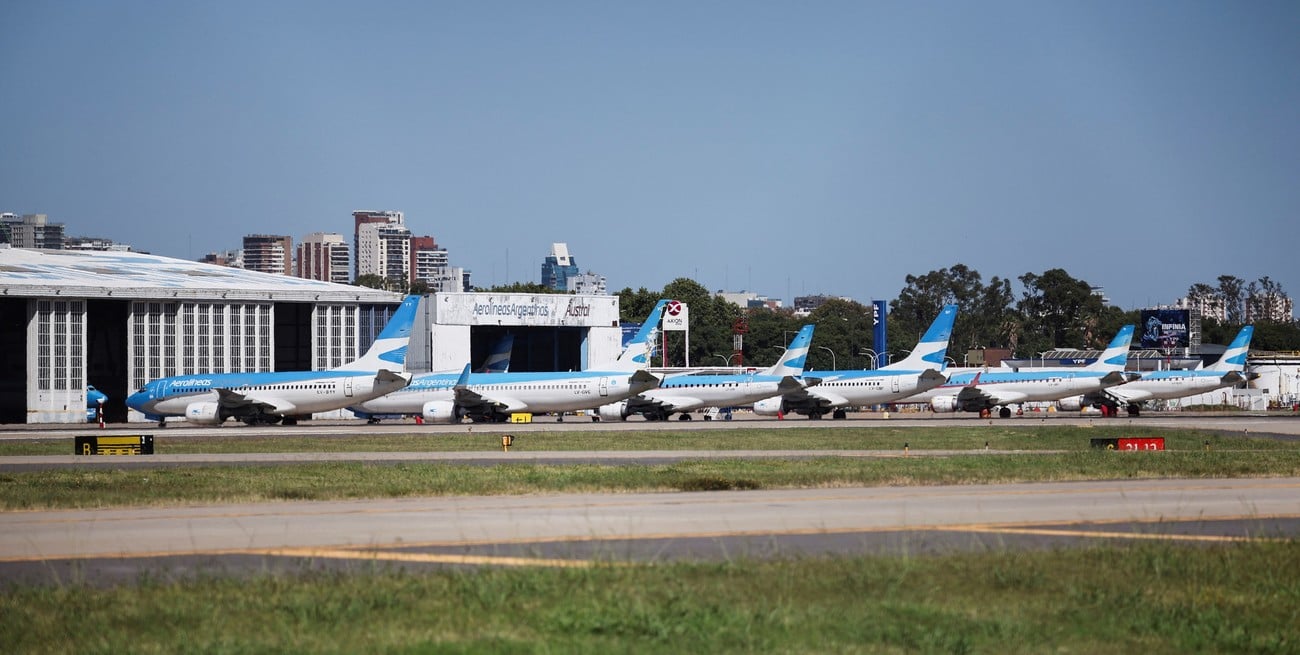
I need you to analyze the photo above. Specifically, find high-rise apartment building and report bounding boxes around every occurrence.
[297,232,351,284]
[541,243,580,291]
[356,220,411,283]
[410,235,447,283]
[353,210,412,285]
[242,234,292,275]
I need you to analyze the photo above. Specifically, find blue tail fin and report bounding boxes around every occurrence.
[476,333,514,373]
[1084,324,1135,372]
[883,304,958,371]
[764,324,815,377]
[611,300,669,371]
[336,295,421,372]
[1206,326,1253,372]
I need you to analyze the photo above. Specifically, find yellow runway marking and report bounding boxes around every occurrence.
[945,526,1277,543]
[254,547,620,569]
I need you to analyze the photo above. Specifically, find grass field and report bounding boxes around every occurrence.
[3,541,1297,654]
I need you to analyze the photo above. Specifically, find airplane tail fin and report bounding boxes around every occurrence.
[609,300,669,371]
[882,304,958,371]
[1205,326,1254,372]
[476,333,514,373]
[336,295,421,372]
[763,324,816,377]
[1084,324,1135,372]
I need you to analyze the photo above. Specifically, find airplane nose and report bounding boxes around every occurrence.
[126,390,149,412]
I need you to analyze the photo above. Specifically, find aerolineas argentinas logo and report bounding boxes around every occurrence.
[168,378,213,388]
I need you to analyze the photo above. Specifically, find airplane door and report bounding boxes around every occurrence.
[891,376,900,393]
[345,377,354,397]
[599,377,609,397]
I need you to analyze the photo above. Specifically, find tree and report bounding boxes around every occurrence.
[475,282,567,294]
[805,299,874,370]
[1218,275,1246,324]
[354,274,387,290]
[888,264,1015,362]
[1016,269,1108,354]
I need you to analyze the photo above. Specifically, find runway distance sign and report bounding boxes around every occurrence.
[75,435,154,455]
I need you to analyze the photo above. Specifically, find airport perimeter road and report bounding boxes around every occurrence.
[2,478,1297,585]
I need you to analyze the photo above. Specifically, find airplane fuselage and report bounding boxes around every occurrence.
[128,369,409,420]
[356,370,655,416]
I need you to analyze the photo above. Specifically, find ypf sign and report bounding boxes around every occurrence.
[662,300,689,331]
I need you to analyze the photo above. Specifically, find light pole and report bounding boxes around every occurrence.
[712,353,736,367]
[817,346,837,371]
[860,348,878,370]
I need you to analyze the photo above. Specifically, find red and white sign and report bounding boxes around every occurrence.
[663,300,689,331]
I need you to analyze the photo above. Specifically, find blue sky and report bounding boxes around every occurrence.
[3,1,1297,311]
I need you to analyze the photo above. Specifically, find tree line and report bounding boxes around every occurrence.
[609,267,1298,371]
[402,265,1297,370]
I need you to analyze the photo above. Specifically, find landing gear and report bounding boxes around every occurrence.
[678,413,693,421]
[1127,404,1141,417]
[832,409,848,420]
[998,406,1012,419]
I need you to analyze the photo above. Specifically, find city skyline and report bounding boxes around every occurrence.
[3,2,1297,310]
[3,208,1295,315]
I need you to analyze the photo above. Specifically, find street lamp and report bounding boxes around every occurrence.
[817,346,837,371]
[859,348,878,370]
[712,353,736,367]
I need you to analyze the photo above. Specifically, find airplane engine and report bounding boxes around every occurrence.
[930,396,961,413]
[752,397,785,417]
[421,401,461,424]
[184,402,225,425]
[1056,396,1085,412]
[598,401,630,421]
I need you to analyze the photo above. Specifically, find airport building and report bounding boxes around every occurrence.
[1,246,625,424]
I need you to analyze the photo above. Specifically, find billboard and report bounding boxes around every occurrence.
[1139,309,1191,350]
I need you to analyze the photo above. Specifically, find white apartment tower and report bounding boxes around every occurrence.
[353,210,410,284]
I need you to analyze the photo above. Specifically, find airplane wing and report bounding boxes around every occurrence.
[628,369,661,392]
[624,394,704,414]
[957,385,1027,408]
[781,386,848,413]
[215,388,297,415]
[452,386,526,414]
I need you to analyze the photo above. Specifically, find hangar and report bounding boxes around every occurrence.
[0,247,625,424]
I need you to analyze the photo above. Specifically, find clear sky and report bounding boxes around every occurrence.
[3,1,1297,311]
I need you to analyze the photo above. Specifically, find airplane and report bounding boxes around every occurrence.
[86,385,108,422]
[902,324,1136,418]
[598,323,821,421]
[753,305,957,419]
[351,300,669,423]
[126,295,420,426]
[1057,326,1255,417]
[476,333,514,373]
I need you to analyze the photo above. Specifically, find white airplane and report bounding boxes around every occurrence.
[904,324,1136,418]
[1057,326,1254,416]
[352,300,669,423]
[753,304,957,419]
[599,323,821,421]
[127,295,419,426]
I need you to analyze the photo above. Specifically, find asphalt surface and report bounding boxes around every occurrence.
[2,412,1298,586]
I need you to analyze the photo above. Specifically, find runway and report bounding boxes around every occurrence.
[2,478,1297,586]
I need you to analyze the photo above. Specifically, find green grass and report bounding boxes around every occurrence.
[3,541,1297,654]
[1,424,1293,455]
[2,427,1298,509]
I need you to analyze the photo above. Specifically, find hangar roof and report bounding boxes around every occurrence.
[0,246,400,303]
